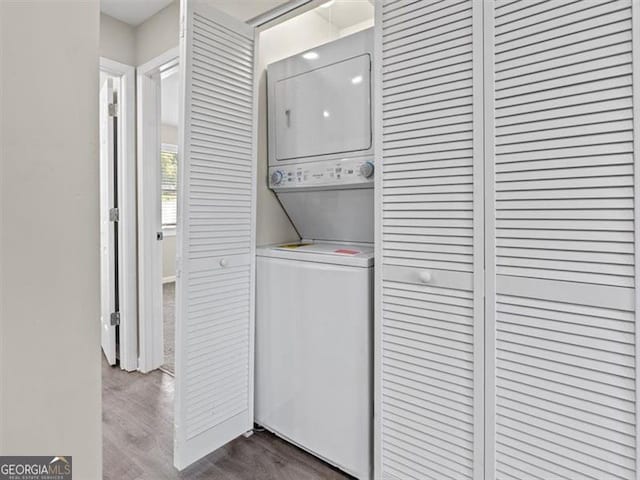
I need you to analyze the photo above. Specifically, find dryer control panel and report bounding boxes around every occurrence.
[268,158,374,190]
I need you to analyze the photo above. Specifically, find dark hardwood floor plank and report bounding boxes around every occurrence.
[102,359,352,480]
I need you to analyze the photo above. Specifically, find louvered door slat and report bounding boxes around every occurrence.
[486,0,638,478]
[378,1,483,479]
[174,0,256,471]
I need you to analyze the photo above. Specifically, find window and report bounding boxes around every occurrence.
[161,144,178,228]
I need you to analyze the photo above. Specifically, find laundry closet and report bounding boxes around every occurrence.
[173,0,376,475]
[173,0,640,479]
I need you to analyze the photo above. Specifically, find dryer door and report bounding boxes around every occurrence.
[274,54,372,160]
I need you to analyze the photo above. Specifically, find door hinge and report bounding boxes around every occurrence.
[110,311,121,326]
[109,207,119,222]
[108,102,118,117]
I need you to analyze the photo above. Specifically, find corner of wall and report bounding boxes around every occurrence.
[134,0,180,66]
[100,12,136,66]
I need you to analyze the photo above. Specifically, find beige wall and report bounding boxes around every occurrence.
[135,1,180,66]
[161,123,178,146]
[163,235,177,281]
[255,10,341,246]
[100,13,136,65]
[339,17,374,37]
[0,2,102,478]
[101,2,178,67]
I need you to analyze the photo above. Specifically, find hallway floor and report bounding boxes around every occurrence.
[102,359,351,480]
[163,281,175,374]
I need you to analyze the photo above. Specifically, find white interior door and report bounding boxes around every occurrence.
[376,1,485,479]
[174,0,257,470]
[485,1,639,478]
[137,63,165,373]
[100,77,117,366]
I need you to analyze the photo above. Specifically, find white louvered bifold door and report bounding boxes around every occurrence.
[485,1,640,478]
[174,0,256,470]
[376,1,484,479]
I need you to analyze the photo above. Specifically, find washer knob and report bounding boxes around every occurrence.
[360,161,374,179]
[271,170,284,185]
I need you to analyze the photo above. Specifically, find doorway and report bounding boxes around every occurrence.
[99,57,137,372]
[137,49,179,374]
[160,66,180,374]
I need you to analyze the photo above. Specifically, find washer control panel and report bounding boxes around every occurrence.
[269,158,374,189]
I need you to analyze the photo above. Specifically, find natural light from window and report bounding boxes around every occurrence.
[161,143,177,228]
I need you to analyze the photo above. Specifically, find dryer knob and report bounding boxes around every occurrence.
[360,161,374,179]
[271,170,284,185]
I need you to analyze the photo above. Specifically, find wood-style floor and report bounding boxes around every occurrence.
[102,359,351,480]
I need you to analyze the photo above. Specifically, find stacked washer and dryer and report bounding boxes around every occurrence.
[255,29,374,479]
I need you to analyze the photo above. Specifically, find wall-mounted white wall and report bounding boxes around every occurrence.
[0,2,101,477]
[101,1,178,68]
[135,1,180,66]
[339,17,373,37]
[161,123,178,145]
[162,235,177,282]
[100,13,136,66]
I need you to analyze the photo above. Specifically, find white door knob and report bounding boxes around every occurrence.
[418,271,432,283]
[219,258,228,267]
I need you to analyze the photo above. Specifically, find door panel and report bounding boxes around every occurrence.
[174,0,256,470]
[377,1,484,478]
[100,77,117,366]
[378,1,640,478]
[486,0,638,478]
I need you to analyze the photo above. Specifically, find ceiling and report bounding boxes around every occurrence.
[101,0,293,26]
[315,0,374,29]
[101,0,174,26]
[213,0,295,22]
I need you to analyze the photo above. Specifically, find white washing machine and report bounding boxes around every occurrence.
[256,242,373,479]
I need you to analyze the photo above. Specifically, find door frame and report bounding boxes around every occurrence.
[99,57,138,372]
[137,47,179,373]
[633,1,640,473]
[372,4,382,479]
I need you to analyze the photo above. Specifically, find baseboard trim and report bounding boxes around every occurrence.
[162,275,176,284]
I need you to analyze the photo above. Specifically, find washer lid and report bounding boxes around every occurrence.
[257,241,374,267]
